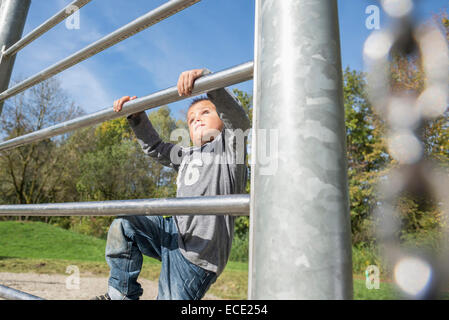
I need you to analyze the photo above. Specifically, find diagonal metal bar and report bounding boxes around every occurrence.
[0,194,250,217]
[0,0,31,115]
[0,0,201,103]
[0,61,253,152]
[0,284,44,300]
[2,0,92,58]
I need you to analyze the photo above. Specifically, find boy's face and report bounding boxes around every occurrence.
[187,100,224,147]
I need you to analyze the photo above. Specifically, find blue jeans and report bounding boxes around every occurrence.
[105,216,217,300]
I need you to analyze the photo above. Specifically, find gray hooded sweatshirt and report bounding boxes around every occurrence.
[127,87,250,276]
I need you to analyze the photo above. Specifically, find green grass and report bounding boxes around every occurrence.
[0,221,245,299]
[0,221,158,264]
[353,277,400,300]
[1,221,448,300]
[0,221,106,261]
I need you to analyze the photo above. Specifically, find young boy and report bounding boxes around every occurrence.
[93,68,250,300]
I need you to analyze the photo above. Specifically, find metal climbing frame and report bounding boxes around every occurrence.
[0,284,44,300]
[1,0,92,59]
[0,195,250,216]
[0,0,201,103]
[0,0,353,300]
[0,0,30,114]
[0,61,253,152]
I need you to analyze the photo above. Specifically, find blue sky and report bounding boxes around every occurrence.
[8,0,449,121]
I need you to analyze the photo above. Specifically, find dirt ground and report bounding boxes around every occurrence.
[0,272,218,300]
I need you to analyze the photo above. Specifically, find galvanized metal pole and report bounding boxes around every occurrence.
[0,194,250,217]
[249,0,353,299]
[0,0,31,115]
[0,284,44,300]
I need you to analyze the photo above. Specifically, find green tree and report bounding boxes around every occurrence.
[67,106,182,237]
[233,89,253,123]
[0,78,83,212]
[343,68,389,244]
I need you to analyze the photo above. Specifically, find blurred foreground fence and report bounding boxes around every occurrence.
[364,0,449,299]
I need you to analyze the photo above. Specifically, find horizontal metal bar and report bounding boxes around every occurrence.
[0,61,253,152]
[0,284,44,300]
[0,0,201,103]
[2,0,92,58]
[0,194,250,216]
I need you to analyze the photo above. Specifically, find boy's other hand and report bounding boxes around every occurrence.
[177,69,205,97]
[113,95,137,114]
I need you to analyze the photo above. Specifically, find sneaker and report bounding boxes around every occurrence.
[91,293,111,300]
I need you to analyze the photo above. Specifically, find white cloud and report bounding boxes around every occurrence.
[120,31,198,89]
[59,64,112,113]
